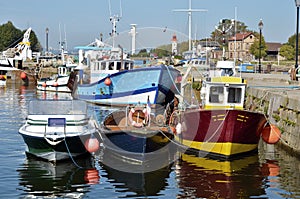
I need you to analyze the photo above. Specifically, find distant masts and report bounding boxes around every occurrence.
[173,0,207,51]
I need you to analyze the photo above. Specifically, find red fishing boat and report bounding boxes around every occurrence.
[170,61,280,159]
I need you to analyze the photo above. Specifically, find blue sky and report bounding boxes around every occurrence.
[0,0,296,52]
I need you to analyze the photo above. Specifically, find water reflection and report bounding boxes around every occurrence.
[99,149,173,198]
[17,156,99,198]
[175,153,266,198]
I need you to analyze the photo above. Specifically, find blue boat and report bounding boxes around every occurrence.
[73,64,181,106]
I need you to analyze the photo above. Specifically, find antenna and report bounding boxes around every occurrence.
[173,0,207,51]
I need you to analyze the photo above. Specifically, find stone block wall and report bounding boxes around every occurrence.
[246,87,300,155]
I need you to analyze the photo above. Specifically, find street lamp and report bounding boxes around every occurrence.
[258,19,263,73]
[295,0,300,73]
[45,28,49,54]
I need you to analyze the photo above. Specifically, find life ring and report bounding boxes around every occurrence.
[128,107,149,128]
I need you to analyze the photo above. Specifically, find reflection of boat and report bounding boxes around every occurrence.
[19,100,99,162]
[99,149,173,197]
[18,156,99,197]
[0,66,20,86]
[73,64,180,106]
[176,153,265,198]
[97,103,175,166]
[170,60,273,159]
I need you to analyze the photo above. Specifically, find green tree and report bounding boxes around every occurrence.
[0,21,23,51]
[249,34,267,59]
[210,19,249,47]
[0,21,42,52]
[279,44,295,60]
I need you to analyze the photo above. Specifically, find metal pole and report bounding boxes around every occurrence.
[259,28,262,73]
[295,6,299,70]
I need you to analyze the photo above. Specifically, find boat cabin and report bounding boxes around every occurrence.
[90,59,134,83]
[200,76,246,110]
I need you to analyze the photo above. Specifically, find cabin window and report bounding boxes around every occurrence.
[100,62,106,70]
[109,62,114,70]
[227,87,242,103]
[209,86,224,103]
[116,62,122,70]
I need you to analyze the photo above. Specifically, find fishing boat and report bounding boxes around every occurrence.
[72,64,181,106]
[96,101,176,164]
[36,64,77,92]
[19,100,100,162]
[169,60,280,159]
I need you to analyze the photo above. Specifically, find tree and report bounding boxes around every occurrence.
[0,21,23,51]
[280,44,295,60]
[210,19,249,47]
[249,33,267,59]
[0,21,42,52]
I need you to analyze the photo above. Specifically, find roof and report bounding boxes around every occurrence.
[266,42,282,52]
[228,32,254,41]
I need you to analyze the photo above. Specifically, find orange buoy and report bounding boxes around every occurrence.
[42,82,47,88]
[0,75,4,80]
[20,72,27,79]
[84,169,100,184]
[104,77,112,86]
[53,81,58,87]
[84,137,100,153]
[261,124,281,144]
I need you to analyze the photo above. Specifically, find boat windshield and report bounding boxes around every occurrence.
[28,100,87,115]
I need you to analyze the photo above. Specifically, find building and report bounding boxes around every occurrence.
[228,32,256,62]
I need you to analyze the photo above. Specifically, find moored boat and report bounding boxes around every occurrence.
[96,103,175,165]
[170,60,280,159]
[36,64,77,92]
[73,64,181,106]
[19,100,100,162]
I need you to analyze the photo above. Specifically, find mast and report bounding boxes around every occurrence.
[108,0,122,48]
[173,0,207,51]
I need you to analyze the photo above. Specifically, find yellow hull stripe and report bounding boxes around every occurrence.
[175,136,257,156]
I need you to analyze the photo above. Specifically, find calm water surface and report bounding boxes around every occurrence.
[0,83,300,198]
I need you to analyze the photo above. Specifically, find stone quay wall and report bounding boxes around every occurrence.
[243,73,300,155]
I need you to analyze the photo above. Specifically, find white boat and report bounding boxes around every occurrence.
[36,64,77,92]
[19,100,100,162]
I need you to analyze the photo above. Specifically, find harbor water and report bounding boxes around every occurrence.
[1,83,300,198]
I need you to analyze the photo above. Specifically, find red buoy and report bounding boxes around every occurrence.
[20,72,27,79]
[104,77,112,86]
[42,82,47,88]
[53,82,58,87]
[84,137,100,153]
[261,124,281,144]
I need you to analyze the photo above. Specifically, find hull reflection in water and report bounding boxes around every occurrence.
[175,154,266,198]
[17,156,99,198]
[99,149,173,198]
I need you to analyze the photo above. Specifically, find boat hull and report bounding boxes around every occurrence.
[36,76,71,92]
[98,109,174,164]
[19,131,91,162]
[76,65,180,106]
[172,109,267,159]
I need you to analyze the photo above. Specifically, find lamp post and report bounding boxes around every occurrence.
[258,19,263,73]
[295,0,300,73]
[45,28,49,54]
